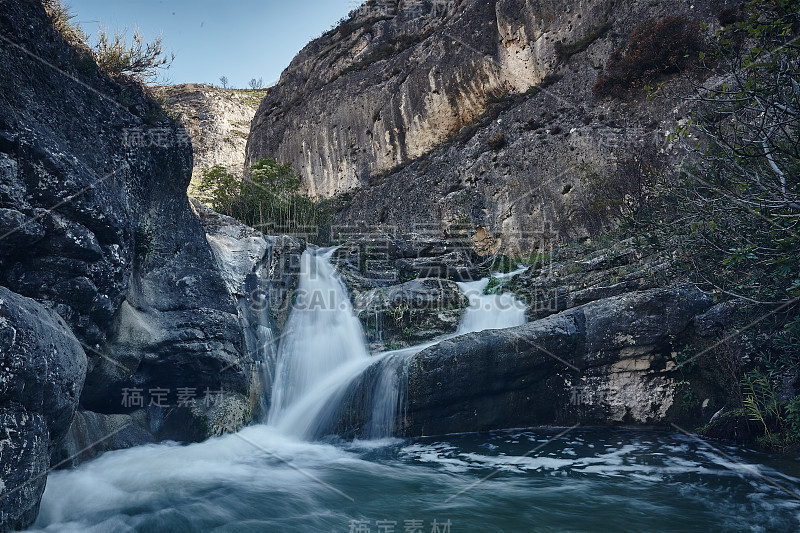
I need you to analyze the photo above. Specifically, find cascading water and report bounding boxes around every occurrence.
[267,247,372,438]
[364,268,530,438]
[31,257,800,532]
[264,251,529,441]
[456,267,528,334]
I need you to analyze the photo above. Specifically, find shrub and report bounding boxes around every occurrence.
[197,159,333,244]
[42,0,88,47]
[593,16,703,98]
[134,221,157,260]
[94,28,174,83]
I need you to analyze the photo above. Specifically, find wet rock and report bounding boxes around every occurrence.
[395,250,481,282]
[354,277,468,350]
[401,285,714,436]
[503,239,676,320]
[52,410,154,467]
[0,287,86,531]
[330,233,479,347]
[0,5,306,529]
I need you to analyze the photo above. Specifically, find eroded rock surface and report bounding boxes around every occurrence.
[247,0,728,252]
[0,288,86,530]
[158,84,266,177]
[330,233,477,348]
[0,2,302,529]
[402,285,715,435]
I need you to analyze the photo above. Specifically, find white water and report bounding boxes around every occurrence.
[457,267,528,334]
[30,256,800,532]
[31,426,800,532]
[266,250,528,440]
[267,247,371,437]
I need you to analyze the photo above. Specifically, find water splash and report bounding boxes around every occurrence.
[266,250,528,440]
[367,268,529,438]
[456,267,528,334]
[267,247,370,437]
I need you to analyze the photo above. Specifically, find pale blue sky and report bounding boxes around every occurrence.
[68,0,357,87]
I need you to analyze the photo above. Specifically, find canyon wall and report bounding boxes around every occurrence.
[247,0,730,253]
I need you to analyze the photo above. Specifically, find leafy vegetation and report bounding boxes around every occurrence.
[42,0,88,47]
[576,142,668,234]
[197,159,333,244]
[43,0,174,84]
[572,0,799,452]
[134,221,157,261]
[94,28,174,83]
[652,0,799,451]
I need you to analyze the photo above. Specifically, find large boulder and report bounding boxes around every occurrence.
[330,233,479,348]
[0,288,86,531]
[353,277,468,351]
[0,4,305,529]
[402,285,714,436]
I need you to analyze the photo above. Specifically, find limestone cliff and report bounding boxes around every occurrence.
[157,84,267,177]
[247,0,731,252]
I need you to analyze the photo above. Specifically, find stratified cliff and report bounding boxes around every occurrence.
[0,1,301,529]
[157,84,267,177]
[246,0,730,253]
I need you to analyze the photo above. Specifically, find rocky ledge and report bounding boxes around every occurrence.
[404,285,717,435]
[330,233,483,350]
[335,284,726,438]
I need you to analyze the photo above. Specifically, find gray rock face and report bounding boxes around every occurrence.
[401,285,714,436]
[247,0,727,252]
[0,2,305,529]
[0,288,86,531]
[503,237,677,320]
[52,410,154,467]
[354,277,467,351]
[157,84,266,177]
[330,233,479,348]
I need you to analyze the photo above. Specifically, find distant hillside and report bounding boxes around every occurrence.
[157,84,267,178]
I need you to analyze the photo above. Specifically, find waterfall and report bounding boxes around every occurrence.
[364,269,528,438]
[456,268,528,334]
[265,250,528,440]
[267,247,371,437]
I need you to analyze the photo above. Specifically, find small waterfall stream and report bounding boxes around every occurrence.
[33,254,800,532]
[456,268,528,334]
[265,250,528,440]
